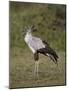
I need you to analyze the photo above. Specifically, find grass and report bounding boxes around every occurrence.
[9,1,66,89]
[9,47,66,88]
[10,2,66,51]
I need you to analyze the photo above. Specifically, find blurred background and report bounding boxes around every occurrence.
[9,1,66,89]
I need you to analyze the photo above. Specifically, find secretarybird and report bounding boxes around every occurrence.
[24,25,58,78]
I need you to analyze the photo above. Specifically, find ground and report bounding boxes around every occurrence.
[9,47,66,88]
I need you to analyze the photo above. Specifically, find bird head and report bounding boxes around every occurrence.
[22,25,37,36]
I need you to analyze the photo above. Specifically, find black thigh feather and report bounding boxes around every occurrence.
[34,51,39,61]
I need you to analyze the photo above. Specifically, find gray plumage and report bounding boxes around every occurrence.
[24,26,58,63]
[24,28,45,53]
[24,25,58,78]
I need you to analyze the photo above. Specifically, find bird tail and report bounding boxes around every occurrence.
[37,46,58,64]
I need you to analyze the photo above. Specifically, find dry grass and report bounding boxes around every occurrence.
[9,47,66,89]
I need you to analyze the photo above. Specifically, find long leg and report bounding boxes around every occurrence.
[34,51,39,78]
[36,60,39,78]
[34,61,39,78]
[34,61,37,77]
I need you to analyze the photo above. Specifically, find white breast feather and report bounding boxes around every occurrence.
[24,33,45,53]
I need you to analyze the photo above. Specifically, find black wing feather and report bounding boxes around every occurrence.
[37,46,58,64]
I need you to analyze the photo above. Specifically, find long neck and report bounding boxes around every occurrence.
[25,30,32,40]
[24,30,32,43]
[26,30,32,37]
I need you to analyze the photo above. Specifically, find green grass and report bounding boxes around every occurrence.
[10,2,66,51]
[9,1,66,88]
